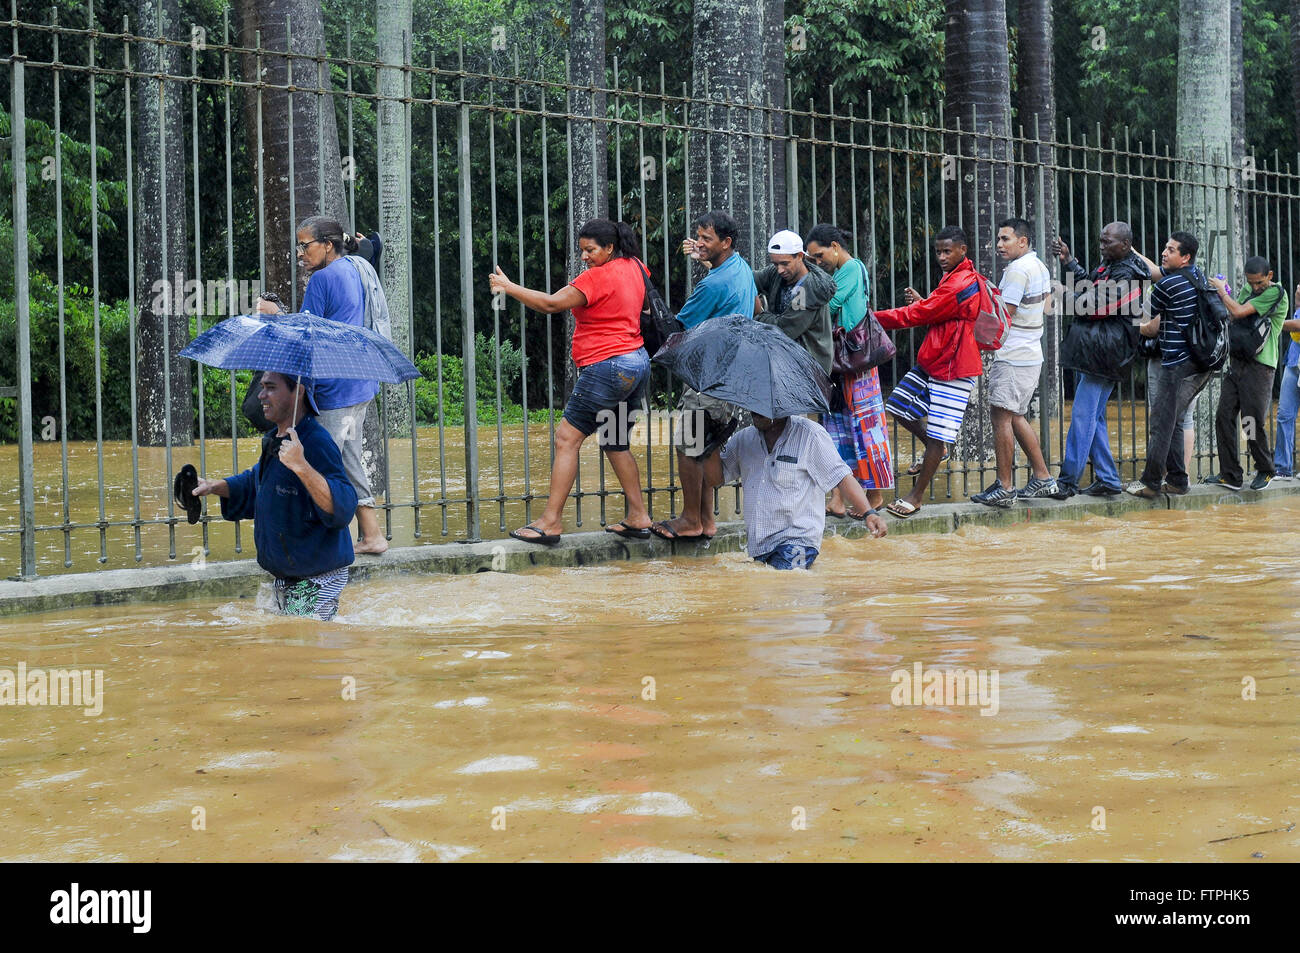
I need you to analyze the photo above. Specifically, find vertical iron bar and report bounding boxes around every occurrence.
[12,55,36,577]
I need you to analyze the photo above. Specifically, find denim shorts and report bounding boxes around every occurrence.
[563,348,650,450]
[756,543,819,570]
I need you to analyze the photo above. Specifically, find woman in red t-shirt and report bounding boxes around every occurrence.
[489,219,653,544]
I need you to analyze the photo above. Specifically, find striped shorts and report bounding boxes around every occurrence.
[273,567,350,621]
[884,367,977,444]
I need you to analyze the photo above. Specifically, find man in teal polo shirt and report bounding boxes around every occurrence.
[651,210,758,542]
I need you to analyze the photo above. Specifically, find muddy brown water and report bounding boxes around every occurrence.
[1,497,1296,861]
[0,402,1234,577]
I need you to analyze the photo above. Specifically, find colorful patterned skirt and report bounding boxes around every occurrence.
[825,366,895,490]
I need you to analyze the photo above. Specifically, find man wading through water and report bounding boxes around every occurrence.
[192,372,358,621]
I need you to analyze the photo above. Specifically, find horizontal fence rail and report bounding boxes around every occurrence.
[3,13,1298,577]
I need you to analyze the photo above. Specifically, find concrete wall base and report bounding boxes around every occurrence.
[2,482,1297,617]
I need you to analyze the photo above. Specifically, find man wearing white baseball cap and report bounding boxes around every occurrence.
[754,228,836,374]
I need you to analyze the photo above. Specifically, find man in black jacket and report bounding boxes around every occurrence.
[753,230,836,375]
[1050,222,1149,497]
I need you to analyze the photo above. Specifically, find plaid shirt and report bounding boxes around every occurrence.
[721,416,850,558]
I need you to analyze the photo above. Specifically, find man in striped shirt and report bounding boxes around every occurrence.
[1127,231,1214,498]
[972,218,1060,507]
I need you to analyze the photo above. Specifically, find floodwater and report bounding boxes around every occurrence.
[1,498,1297,862]
[0,397,1235,577]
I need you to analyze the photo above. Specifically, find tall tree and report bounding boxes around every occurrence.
[1017,0,1060,429]
[763,0,788,231]
[1177,0,1234,454]
[237,0,350,304]
[1231,0,1248,258]
[567,0,608,392]
[238,0,385,496]
[377,0,413,432]
[134,0,192,446]
[944,0,1014,464]
[1292,0,1300,152]
[688,0,767,261]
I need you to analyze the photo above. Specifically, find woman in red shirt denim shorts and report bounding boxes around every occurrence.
[489,219,654,544]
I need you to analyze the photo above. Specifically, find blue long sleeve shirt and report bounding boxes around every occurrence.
[220,415,358,579]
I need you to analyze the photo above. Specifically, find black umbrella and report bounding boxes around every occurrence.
[652,314,834,417]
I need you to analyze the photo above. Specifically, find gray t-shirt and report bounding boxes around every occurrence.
[721,415,850,558]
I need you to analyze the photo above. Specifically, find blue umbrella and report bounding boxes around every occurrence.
[180,312,420,383]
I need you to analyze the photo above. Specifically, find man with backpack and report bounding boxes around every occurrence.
[1050,222,1149,497]
[1127,231,1217,499]
[971,218,1059,507]
[1202,257,1288,491]
[873,226,987,518]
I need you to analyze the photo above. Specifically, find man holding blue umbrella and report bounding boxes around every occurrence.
[191,372,358,621]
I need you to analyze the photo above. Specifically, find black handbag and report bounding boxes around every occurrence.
[1228,288,1282,361]
[635,258,682,357]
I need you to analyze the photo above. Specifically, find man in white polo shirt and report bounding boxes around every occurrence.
[704,412,887,569]
[971,217,1060,507]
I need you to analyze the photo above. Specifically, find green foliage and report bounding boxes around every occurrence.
[1053,0,1292,161]
[0,106,127,299]
[413,331,551,425]
[0,272,132,442]
[785,0,946,120]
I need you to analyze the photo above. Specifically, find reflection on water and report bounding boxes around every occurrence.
[0,499,1298,861]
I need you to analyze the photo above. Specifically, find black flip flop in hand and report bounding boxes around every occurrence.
[172,464,202,524]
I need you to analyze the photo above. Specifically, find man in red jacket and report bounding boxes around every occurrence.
[874,226,985,517]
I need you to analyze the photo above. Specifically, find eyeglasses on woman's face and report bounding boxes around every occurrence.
[295,238,325,252]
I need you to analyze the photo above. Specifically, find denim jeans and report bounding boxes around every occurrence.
[1140,362,1212,491]
[756,542,819,570]
[1059,371,1120,488]
[1275,363,1300,476]
[1214,359,1276,483]
[563,347,650,450]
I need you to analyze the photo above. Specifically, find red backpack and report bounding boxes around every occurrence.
[970,271,1013,352]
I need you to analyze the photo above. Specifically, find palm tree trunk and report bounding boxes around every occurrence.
[944,0,1014,467]
[134,0,192,446]
[377,0,413,435]
[1018,0,1059,434]
[567,0,608,395]
[1177,0,1232,470]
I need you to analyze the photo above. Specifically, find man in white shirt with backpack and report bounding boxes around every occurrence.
[972,218,1060,507]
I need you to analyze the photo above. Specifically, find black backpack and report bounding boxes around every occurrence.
[634,258,683,357]
[1173,267,1228,371]
[1228,287,1283,361]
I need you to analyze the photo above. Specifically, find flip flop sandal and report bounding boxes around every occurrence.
[884,499,921,518]
[905,448,950,476]
[510,524,561,546]
[606,521,652,540]
[173,464,202,524]
[825,509,848,519]
[650,521,710,542]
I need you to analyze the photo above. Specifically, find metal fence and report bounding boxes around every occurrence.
[3,12,1298,578]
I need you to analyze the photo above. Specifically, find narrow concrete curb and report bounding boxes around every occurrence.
[3,482,1298,618]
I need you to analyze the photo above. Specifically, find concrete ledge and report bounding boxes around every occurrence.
[3,481,1298,618]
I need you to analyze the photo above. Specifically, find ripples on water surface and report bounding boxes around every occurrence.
[1,499,1298,862]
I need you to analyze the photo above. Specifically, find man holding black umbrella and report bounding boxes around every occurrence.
[705,413,887,569]
[190,372,358,621]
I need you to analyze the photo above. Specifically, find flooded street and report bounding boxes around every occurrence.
[1,498,1297,862]
[2,401,1173,577]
